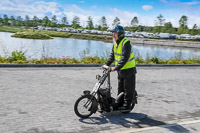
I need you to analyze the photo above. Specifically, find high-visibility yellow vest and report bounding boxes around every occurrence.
[114,37,135,70]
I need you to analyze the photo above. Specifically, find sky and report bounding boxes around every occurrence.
[0,0,200,28]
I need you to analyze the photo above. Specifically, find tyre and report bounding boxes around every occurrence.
[74,95,96,118]
[121,103,135,114]
[121,90,138,114]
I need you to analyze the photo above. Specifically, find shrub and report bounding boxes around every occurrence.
[7,50,26,62]
[151,57,159,64]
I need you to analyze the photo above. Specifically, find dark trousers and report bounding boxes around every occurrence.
[117,70,136,107]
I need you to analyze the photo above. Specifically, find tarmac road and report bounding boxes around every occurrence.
[0,66,200,133]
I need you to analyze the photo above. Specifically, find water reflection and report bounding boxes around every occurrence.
[0,32,200,60]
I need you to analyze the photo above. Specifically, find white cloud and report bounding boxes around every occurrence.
[185,2,200,5]
[65,4,93,15]
[65,7,139,27]
[139,16,155,26]
[188,16,200,28]
[65,11,88,26]
[71,4,86,13]
[91,5,97,9]
[79,1,85,3]
[63,4,97,25]
[0,0,65,19]
[0,0,199,28]
[167,18,179,28]
[160,0,168,3]
[108,8,138,26]
[142,5,153,11]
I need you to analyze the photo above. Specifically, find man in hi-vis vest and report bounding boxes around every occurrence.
[106,25,137,110]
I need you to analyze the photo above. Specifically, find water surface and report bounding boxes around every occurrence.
[0,32,200,60]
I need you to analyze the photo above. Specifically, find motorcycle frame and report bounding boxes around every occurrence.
[83,69,112,112]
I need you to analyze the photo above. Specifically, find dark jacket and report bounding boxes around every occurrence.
[106,37,136,78]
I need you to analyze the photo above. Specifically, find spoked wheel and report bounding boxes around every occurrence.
[74,95,96,118]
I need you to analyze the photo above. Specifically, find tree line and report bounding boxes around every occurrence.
[0,14,200,35]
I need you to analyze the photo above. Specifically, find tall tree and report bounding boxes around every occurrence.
[162,22,174,33]
[16,16,23,26]
[25,15,30,27]
[112,17,120,26]
[51,15,57,27]
[32,16,39,27]
[155,14,165,26]
[3,14,9,25]
[100,16,107,28]
[98,16,107,31]
[71,16,80,29]
[42,16,49,27]
[198,28,200,35]
[179,15,188,26]
[178,15,188,34]
[61,16,68,25]
[86,16,94,29]
[154,14,165,33]
[191,24,198,35]
[0,17,3,25]
[10,16,16,26]
[131,16,139,27]
[137,25,143,32]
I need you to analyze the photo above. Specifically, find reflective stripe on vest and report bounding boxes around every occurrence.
[114,37,135,70]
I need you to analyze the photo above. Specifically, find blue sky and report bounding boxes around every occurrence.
[0,0,200,28]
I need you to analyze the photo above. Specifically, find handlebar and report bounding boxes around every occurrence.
[102,65,116,72]
[102,65,110,70]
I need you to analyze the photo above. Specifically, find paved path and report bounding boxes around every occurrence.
[0,67,200,133]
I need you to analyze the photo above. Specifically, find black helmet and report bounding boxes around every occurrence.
[108,25,125,38]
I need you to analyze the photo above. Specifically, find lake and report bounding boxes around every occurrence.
[0,32,200,60]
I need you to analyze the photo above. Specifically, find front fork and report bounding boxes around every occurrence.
[82,91,98,113]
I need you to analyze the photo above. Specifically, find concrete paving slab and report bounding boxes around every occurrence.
[0,67,200,133]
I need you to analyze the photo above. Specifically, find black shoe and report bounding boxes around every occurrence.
[118,106,130,110]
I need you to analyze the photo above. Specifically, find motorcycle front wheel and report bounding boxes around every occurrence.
[74,95,96,118]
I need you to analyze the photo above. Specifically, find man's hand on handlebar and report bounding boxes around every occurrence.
[110,67,115,72]
[102,65,115,72]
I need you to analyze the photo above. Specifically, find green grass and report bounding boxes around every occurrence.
[11,31,53,39]
[0,26,112,42]
[0,26,23,33]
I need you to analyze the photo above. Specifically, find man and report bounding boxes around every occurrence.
[105,25,137,110]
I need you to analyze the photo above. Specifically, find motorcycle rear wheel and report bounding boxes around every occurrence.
[121,103,135,114]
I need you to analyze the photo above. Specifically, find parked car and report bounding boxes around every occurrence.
[71,29,77,33]
[37,26,45,30]
[82,29,91,34]
[169,34,176,39]
[66,28,73,32]
[91,30,98,34]
[159,33,171,39]
[97,31,103,35]
[180,34,191,39]
[103,31,112,35]
[193,35,200,39]
[77,29,83,33]
[125,31,132,37]
[56,28,62,32]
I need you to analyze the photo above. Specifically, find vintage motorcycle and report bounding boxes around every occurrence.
[74,65,137,118]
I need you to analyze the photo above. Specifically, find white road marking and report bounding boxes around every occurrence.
[117,119,200,133]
